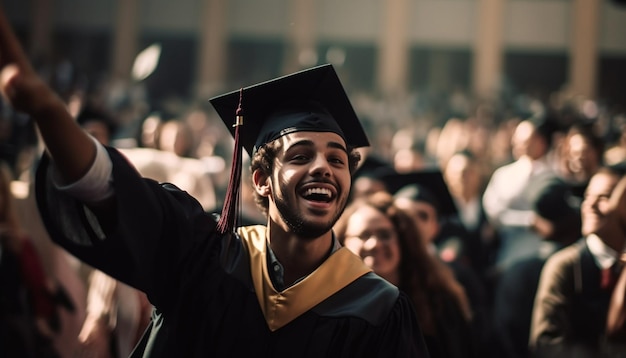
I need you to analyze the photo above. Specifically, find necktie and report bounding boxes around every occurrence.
[606,253,626,337]
[601,266,618,290]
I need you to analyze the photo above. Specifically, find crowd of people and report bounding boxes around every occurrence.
[1,5,626,357]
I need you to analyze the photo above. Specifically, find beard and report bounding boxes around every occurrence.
[274,181,347,239]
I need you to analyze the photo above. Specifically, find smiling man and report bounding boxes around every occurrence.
[0,7,427,356]
[530,164,626,357]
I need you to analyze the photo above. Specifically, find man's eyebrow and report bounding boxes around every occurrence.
[287,139,348,153]
[287,139,315,150]
[328,141,348,153]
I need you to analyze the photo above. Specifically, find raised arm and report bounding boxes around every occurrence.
[0,7,95,183]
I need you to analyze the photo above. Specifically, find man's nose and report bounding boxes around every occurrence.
[310,155,331,176]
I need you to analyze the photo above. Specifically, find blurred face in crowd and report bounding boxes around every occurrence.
[581,171,620,238]
[141,114,162,149]
[159,121,193,157]
[444,152,482,202]
[394,148,425,173]
[343,204,401,280]
[511,121,547,160]
[351,176,386,201]
[394,197,439,244]
[565,133,601,180]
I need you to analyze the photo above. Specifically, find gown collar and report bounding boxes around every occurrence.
[237,225,372,331]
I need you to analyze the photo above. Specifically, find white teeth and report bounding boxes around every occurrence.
[303,188,332,197]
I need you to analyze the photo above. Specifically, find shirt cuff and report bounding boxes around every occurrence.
[54,136,115,204]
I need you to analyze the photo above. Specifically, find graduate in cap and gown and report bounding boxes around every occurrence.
[379,170,491,357]
[380,170,476,268]
[334,190,476,358]
[0,7,428,356]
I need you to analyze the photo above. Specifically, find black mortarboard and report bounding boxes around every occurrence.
[353,154,394,181]
[209,64,369,157]
[525,174,582,246]
[208,64,369,233]
[380,170,458,218]
[527,175,580,223]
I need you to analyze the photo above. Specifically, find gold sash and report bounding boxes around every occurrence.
[238,225,372,331]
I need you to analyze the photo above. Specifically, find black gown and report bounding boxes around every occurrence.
[35,148,429,357]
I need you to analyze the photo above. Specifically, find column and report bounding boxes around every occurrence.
[195,0,229,99]
[377,0,410,99]
[111,0,140,81]
[568,0,601,99]
[282,0,317,75]
[472,0,506,100]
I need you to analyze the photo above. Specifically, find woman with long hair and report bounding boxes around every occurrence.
[335,191,476,358]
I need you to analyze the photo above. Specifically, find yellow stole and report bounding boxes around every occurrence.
[238,225,372,331]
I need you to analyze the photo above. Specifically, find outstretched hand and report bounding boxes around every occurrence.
[0,6,98,183]
[0,8,62,117]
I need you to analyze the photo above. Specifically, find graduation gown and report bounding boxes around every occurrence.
[35,148,428,357]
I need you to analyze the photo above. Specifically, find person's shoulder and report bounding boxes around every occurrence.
[491,159,519,174]
[484,161,518,187]
[540,240,584,280]
[355,272,400,300]
[545,240,583,266]
[312,272,399,325]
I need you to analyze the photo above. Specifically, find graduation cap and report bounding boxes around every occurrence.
[353,154,394,181]
[526,175,580,223]
[379,170,458,218]
[209,64,370,233]
[210,64,369,157]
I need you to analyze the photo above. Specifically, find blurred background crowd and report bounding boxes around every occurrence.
[2,0,626,357]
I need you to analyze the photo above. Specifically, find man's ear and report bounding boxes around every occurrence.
[252,169,271,197]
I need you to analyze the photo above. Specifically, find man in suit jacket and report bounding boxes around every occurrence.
[530,164,626,357]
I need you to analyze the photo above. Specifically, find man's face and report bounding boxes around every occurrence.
[511,121,546,160]
[581,171,620,237]
[566,133,600,178]
[444,153,481,201]
[266,131,352,239]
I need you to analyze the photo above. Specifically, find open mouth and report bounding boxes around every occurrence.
[300,187,334,203]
